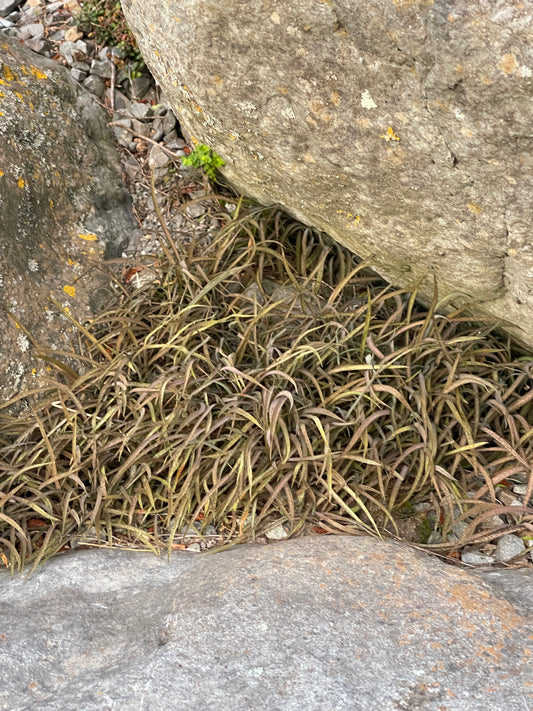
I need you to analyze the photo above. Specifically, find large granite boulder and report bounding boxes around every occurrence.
[0,35,138,405]
[122,0,533,350]
[0,536,532,710]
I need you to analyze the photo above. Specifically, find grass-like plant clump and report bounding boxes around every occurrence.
[0,204,532,572]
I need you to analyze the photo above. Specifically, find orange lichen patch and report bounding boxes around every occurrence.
[381,126,400,141]
[63,285,76,298]
[330,91,341,106]
[276,86,289,95]
[17,177,25,189]
[467,202,482,215]
[49,199,53,208]
[0,170,3,177]
[213,75,223,85]
[309,98,331,122]
[78,232,98,241]
[498,54,518,76]
[446,582,524,633]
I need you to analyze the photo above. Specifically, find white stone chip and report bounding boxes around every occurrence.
[265,523,288,540]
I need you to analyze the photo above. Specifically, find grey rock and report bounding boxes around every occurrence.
[148,143,170,169]
[186,200,206,219]
[90,58,112,79]
[98,44,124,61]
[0,537,532,711]
[70,66,87,82]
[186,542,202,551]
[265,522,289,540]
[461,551,496,566]
[123,0,533,350]
[0,0,22,17]
[129,100,151,118]
[494,533,526,562]
[17,20,44,40]
[22,37,47,54]
[46,1,66,12]
[162,108,176,135]
[151,103,167,116]
[166,137,186,150]
[82,73,105,97]
[131,117,151,138]
[48,29,65,42]
[131,73,152,98]
[150,116,164,142]
[447,521,469,544]
[512,483,528,496]
[111,117,132,147]
[473,567,533,618]
[105,87,130,112]
[0,36,138,407]
[58,39,87,65]
[162,128,178,143]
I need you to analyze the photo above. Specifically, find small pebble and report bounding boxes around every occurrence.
[461,551,496,566]
[512,483,528,496]
[90,58,112,79]
[131,74,152,99]
[129,101,151,119]
[494,534,526,562]
[148,144,169,169]
[59,39,87,65]
[265,523,288,540]
[82,74,105,97]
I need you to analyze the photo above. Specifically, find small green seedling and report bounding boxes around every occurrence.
[182,144,225,180]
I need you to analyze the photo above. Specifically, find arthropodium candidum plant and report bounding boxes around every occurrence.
[0,204,532,572]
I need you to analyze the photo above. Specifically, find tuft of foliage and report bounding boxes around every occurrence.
[182,144,226,181]
[77,0,145,74]
[0,205,532,572]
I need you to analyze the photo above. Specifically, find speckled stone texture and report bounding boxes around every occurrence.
[1,536,532,710]
[0,36,138,406]
[122,0,533,350]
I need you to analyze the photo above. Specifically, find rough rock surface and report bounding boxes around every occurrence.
[1,536,532,710]
[122,0,533,350]
[0,35,138,405]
